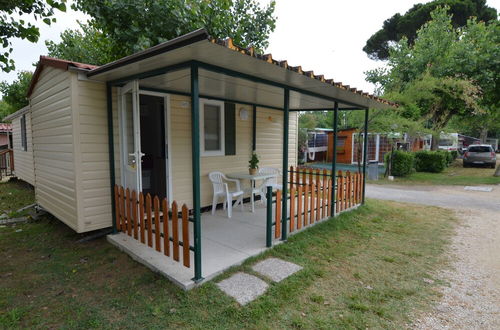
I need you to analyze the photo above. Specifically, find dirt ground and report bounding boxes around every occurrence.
[367,184,500,329]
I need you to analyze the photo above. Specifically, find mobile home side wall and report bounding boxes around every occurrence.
[11,110,35,185]
[30,66,78,230]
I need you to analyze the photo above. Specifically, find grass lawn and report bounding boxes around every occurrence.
[371,158,500,186]
[0,180,457,329]
[0,179,35,218]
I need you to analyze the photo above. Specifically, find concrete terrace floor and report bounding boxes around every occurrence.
[108,203,274,290]
[108,199,357,290]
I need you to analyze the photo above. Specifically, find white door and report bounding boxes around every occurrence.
[120,80,142,192]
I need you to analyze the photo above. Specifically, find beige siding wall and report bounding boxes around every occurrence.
[11,112,35,185]
[73,76,114,232]
[169,95,298,208]
[30,66,78,231]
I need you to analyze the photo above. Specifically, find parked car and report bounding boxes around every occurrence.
[463,145,497,168]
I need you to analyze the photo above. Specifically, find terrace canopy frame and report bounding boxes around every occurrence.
[92,30,392,282]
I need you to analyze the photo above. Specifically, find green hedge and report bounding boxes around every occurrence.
[385,150,415,177]
[414,151,448,173]
[450,150,458,161]
[438,150,453,165]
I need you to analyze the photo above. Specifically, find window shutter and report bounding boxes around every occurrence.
[224,102,236,155]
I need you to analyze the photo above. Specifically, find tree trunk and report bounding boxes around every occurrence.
[494,163,500,177]
[479,128,488,143]
[431,132,440,151]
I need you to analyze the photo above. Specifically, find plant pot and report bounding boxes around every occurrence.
[249,168,257,175]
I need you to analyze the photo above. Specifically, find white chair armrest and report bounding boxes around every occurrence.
[224,177,241,191]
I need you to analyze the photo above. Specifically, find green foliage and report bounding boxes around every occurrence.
[0,71,32,120]
[55,0,276,64]
[363,0,497,60]
[46,23,116,65]
[0,100,13,122]
[298,111,331,130]
[414,151,448,172]
[393,71,483,130]
[450,150,458,160]
[366,7,496,144]
[439,150,454,165]
[0,0,66,72]
[249,152,259,169]
[385,150,415,177]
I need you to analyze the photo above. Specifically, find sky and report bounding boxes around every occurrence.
[1,0,499,94]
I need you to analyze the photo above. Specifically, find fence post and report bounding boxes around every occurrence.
[281,88,290,241]
[362,108,369,204]
[191,64,203,281]
[331,102,339,215]
[266,186,273,247]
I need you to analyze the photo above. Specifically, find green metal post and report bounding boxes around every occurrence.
[190,64,203,281]
[106,83,117,234]
[362,108,369,204]
[252,105,257,151]
[281,88,289,241]
[330,102,338,216]
[266,186,273,247]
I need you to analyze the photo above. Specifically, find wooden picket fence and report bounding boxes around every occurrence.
[0,149,14,179]
[273,166,363,238]
[114,185,192,268]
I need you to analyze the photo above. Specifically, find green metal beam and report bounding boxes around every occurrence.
[106,83,117,234]
[252,105,257,151]
[281,88,290,241]
[190,64,203,281]
[362,108,369,204]
[289,107,364,111]
[266,186,273,247]
[330,102,339,216]
[139,86,284,111]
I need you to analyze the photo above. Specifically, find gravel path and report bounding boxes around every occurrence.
[366,184,500,329]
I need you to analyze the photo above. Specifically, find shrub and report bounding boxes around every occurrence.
[385,150,415,177]
[450,150,458,161]
[414,151,447,173]
[438,150,453,165]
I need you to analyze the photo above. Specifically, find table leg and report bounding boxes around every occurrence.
[251,179,255,212]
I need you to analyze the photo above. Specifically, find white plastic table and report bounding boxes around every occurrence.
[226,172,277,212]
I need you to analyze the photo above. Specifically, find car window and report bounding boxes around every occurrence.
[468,146,492,152]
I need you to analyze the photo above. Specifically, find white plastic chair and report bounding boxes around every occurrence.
[208,172,244,218]
[258,167,282,205]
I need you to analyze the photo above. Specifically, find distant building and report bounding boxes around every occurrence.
[0,123,12,150]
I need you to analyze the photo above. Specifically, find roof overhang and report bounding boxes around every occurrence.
[87,29,396,111]
[3,105,30,122]
[27,56,98,97]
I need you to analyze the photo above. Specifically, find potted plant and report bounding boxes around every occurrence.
[248,152,259,175]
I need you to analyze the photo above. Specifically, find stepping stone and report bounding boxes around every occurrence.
[216,272,268,305]
[464,186,493,192]
[252,258,302,282]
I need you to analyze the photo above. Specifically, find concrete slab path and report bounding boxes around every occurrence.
[217,272,268,305]
[252,258,302,282]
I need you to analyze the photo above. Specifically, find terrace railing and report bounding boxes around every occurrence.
[114,185,193,269]
[266,166,363,246]
[0,149,14,179]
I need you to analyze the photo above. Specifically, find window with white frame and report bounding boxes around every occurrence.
[200,99,225,156]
